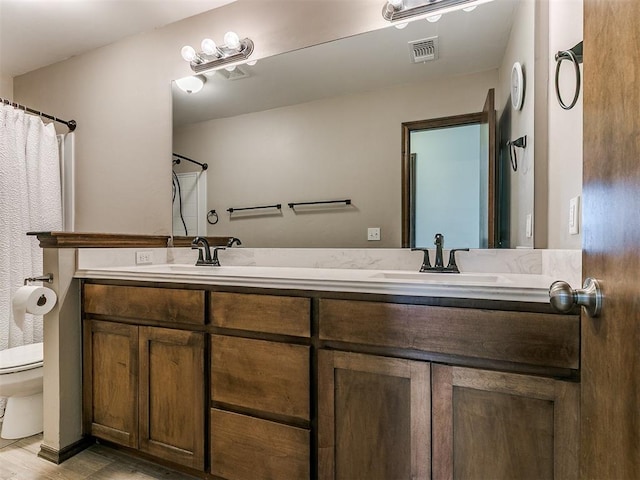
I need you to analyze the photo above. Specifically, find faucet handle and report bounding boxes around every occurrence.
[446,248,469,273]
[211,246,226,266]
[411,248,432,272]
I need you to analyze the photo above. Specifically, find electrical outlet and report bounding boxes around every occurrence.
[569,196,580,235]
[367,227,381,241]
[136,251,153,265]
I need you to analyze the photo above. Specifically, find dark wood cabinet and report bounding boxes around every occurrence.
[318,350,431,480]
[209,293,312,480]
[138,326,205,469]
[82,320,138,448]
[83,320,205,470]
[211,334,310,421]
[82,281,580,479]
[432,364,579,480]
[211,408,310,480]
[82,285,206,471]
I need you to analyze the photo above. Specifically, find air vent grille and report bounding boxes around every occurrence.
[409,36,439,63]
[218,65,250,81]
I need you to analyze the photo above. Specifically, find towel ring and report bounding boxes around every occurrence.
[555,48,581,110]
[207,209,219,225]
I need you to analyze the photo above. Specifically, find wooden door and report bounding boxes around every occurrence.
[317,350,430,480]
[138,326,205,470]
[82,320,138,448]
[432,364,579,480]
[581,0,640,477]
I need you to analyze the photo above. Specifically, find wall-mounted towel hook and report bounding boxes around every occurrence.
[506,135,527,172]
[555,41,583,110]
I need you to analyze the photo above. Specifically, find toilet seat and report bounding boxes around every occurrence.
[0,343,43,375]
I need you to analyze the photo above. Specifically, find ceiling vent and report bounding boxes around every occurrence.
[218,65,250,81]
[409,36,439,63]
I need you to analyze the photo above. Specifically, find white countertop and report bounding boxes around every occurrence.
[75,263,557,303]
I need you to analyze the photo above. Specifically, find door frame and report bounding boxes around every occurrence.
[401,111,494,248]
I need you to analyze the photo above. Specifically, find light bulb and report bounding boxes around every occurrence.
[225,65,236,72]
[181,45,196,62]
[463,5,477,11]
[246,60,257,66]
[175,75,205,94]
[224,31,241,50]
[394,22,408,29]
[426,14,442,22]
[388,0,403,9]
[201,38,217,55]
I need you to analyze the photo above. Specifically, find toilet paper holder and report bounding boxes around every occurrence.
[24,273,53,285]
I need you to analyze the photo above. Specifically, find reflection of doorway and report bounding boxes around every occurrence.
[401,89,496,249]
[172,171,207,236]
[410,123,482,249]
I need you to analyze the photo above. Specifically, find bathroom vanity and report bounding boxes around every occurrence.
[78,260,580,479]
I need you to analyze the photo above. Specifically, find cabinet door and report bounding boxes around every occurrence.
[83,320,138,448]
[138,326,205,470]
[432,364,579,480]
[318,350,430,480]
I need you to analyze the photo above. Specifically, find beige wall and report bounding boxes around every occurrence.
[0,74,12,98]
[13,0,387,235]
[547,0,583,249]
[174,70,498,247]
[12,0,581,247]
[498,0,536,248]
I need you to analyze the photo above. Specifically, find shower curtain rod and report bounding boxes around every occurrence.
[172,152,208,170]
[0,97,77,132]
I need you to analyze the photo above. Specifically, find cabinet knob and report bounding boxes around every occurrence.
[549,277,602,318]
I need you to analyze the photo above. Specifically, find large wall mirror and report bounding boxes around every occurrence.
[172,0,533,248]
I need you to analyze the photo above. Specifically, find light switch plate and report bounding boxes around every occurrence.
[569,196,580,235]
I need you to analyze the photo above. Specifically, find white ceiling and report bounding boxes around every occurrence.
[0,0,235,77]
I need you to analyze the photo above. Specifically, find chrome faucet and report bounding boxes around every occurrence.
[413,233,469,273]
[191,237,225,266]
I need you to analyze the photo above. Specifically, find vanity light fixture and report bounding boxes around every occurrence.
[181,31,254,74]
[175,75,206,94]
[383,0,493,25]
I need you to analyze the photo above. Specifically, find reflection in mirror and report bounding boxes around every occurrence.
[403,100,494,251]
[172,0,526,248]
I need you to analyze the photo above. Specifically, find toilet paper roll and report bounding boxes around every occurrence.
[12,285,58,316]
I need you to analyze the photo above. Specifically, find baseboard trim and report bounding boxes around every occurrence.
[38,436,94,464]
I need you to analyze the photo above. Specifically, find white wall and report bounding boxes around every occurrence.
[174,70,498,248]
[547,0,583,249]
[13,0,388,235]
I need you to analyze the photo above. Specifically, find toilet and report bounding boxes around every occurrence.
[0,342,43,439]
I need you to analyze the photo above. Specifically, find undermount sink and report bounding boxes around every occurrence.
[369,271,510,284]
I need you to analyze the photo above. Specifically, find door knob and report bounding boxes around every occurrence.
[549,277,602,318]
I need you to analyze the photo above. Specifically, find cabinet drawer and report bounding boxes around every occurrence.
[84,284,204,325]
[319,299,580,370]
[210,292,310,337]
[211,409,310,480]
[212,335,310,421]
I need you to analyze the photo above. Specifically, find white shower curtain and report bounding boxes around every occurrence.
[0,104,62,351]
